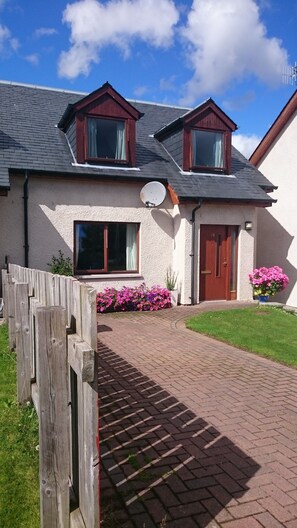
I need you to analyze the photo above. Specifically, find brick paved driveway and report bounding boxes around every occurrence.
[98,302,297,527]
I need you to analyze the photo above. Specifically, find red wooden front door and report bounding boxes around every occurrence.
[200,225,229,301]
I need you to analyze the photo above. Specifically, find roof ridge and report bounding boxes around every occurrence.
[0,79,191,110]
[0,79,87,96]
[128,97,191,111]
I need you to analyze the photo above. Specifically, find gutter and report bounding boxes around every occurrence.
[190,200,203,305]
[23,170,29,267]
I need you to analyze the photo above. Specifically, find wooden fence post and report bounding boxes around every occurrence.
[7,274,16,349]
[15,282,31,404]
[36,306,70,528]
[75,286,99,528]
[1,269,8,320]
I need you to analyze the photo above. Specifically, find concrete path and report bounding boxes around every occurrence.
[98,302,297,527]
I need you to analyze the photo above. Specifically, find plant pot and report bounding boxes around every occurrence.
[258,295,269,303]
[170,289,178,307]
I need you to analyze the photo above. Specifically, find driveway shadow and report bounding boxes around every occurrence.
[98,341,260,527]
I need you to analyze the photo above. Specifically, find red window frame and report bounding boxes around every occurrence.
[85,115,128,165]
[74,221,140,275]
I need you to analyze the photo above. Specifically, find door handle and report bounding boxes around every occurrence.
[201,270,211,275]
[223,260,227,267]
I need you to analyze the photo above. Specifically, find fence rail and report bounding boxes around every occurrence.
[2,264,99,528]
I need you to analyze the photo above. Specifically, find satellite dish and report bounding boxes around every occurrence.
[140,181,166,208]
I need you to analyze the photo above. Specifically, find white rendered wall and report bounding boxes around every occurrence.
[174,203,257,303]
[257,112,297,307]
[1,175,174,292]
[0,175,257,303]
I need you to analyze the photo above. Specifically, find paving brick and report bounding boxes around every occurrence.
[202,498,233,523]
[194,512,221,527]
[262,483,295,507]
[169,501,206,519]
[259,497,295,523]
[255,511,286,527]
[285,520,297,528]
[99,304,297,528]
[220,518,263,527]
[168,518,201,528]
[214,473,244,494]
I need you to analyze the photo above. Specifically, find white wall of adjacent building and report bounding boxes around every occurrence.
[256,111,297,307]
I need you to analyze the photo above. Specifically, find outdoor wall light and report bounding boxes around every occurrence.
[245,221,253,231]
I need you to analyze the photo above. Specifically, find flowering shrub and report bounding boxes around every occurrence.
[249,266,289,297]
[97,283,172,313]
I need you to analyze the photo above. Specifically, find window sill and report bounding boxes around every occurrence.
[180,170,235,178]
[72,162,140,171]
[75,273,144,280]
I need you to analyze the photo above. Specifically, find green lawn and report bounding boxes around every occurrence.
[0,323,39,528]
[186,306,297,367]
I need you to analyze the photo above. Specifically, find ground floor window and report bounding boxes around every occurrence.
[74,221,139,274]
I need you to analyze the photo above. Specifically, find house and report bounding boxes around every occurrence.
[250,90,297,307]
[0,81,275,305]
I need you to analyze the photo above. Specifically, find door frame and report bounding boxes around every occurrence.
[199,224,238,302]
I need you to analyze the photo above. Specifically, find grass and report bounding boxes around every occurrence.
[186,306,297,367]
[0,323,39,528]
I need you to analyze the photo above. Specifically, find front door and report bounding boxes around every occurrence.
[200,225,236,301]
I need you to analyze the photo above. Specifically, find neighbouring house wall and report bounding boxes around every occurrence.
[0,176,25,269]
[174,203,257,304]
[256,112,297,307]
[1,175,174,292]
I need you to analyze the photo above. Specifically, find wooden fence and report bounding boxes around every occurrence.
[2,264,99,528]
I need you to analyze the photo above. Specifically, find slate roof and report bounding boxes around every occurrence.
[0,81,274,205]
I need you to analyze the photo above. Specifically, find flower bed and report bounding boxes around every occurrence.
[249,266,289,297]
[97,283,172,313]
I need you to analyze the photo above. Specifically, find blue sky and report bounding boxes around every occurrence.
[0,0,296,156]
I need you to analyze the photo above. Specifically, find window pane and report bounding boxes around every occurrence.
[192,130,224,168]
[88,118,126,160]
[75,223,104,271]
[108,223,137,271]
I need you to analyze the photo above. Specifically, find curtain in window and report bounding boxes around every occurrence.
[126,224,137,270]
[88,119,98,158]
[115,121,126,160]
[213,133,223,167]
[192,130,198,166]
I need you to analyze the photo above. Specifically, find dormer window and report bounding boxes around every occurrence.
[192,129,224,170]
[58,82,142,167]
[87,117,126,162]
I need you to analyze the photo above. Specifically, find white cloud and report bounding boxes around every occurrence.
[25,53,39,66]
[58,0,179,79]
[180,0,289,104]
[232,133,261,159]
[133,85,149,97]
[35,27,58,38]
[0,24,19,55]
[160,75,176,91]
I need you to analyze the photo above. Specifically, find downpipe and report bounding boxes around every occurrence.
[23,170,29,267]
[190,200,203,305]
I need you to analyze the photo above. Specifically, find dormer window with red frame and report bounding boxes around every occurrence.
[182,100,237,174]
[58,82,142,167]
[87,117,127,162]
[191,129,225,170]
